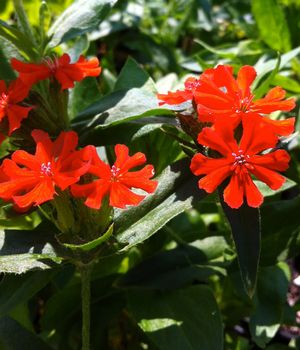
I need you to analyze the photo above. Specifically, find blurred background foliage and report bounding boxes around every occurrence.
[1,0,300,349]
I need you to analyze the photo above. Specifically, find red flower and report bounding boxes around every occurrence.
[157,77,201,105]
[0,130,91,209]
[190,118,290,209]
[11,54,101,90]
[71,144,158,209]
[0,79,32,135]
[194,65,295,135]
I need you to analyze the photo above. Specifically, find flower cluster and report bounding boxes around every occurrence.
[0,54,157,213]
[0,130,157,211]
[158,65,295,208]
[0,53,101,137]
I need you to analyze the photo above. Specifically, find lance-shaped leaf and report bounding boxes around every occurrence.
[128,285,223,350]
[47,0,118,47]
[260,196,300,265]
[72,88,173,132]
[114,57,156,93]
[0,20,38,60]
[220,196,261,297]
[0,270,55,317]
[249,262,290,348]
[114,158,206,249]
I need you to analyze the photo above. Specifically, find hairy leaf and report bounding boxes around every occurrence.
[47,0,118,47]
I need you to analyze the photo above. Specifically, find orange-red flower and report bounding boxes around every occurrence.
[0,130,91,209]
[190,118,290,209]
[157,77,201,105]
[71,144,158,209]
[11,54,101,90]
[0,79,32,135]
[194,65,295,135]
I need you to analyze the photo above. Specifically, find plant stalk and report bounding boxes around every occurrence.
[80,263,92,350]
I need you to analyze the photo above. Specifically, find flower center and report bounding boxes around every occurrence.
[186,79,201,91]
[43,57,59,72]
[40,162,53,176]
[232,150,250,166]
[0,92,9,109]
[236,95,254,113]
[111,165,120,179]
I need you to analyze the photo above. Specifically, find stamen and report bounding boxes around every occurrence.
[232,150,251,167]
[0,93,9,109]
[40,162,52,176]
[239,95,254,113]
[186,79,201,91]
[111,165,120,177]
[43,57,59,72]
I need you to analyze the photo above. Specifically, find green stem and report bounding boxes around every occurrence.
[80,264,92,350]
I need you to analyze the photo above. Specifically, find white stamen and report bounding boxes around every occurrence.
[40,162,52,176]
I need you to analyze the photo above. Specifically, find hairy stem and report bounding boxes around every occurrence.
[80,264,92,350]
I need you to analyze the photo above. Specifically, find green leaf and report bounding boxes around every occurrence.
[128,285,223,350]
[250,262,290,348]
[254,54,281,99]
[254,178,297,197]
[0,271,54,317]
[272,74,300,93]
[252,0,291,52]
[254,47,300,86]
[47,0,118,47]
[0,42,16,80]
[0,20,38,60]
[114,159,207,249]
[0,253,61,274]
[114,57,156,93]
[69,77,101,118]
[194,39,236,59]
[0,316,52,350]
[119,241,226,290]
[220,199,261,297]
[0,226,63,273]
[73,88,173,131]
[260,196,300,265]
[0,207,41,230]
[61,223,113,251]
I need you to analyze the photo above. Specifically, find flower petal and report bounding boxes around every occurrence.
[110,182,145,208]
[71,180,110,209]
[197,125,237,156]
[250,164,286,190]
[6,105,32,135]
[198,166,232,193]
[13,178,55,208]
[250,150,290,171]
[236,65,256,98]
[240,116,278,155]
[223,173,244,209]
[260,116,295,136]
[121,165,157,193]
[243,172,264,208]
[11,58,50,86]
[190,153,232,175]
[114,144,146,173]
